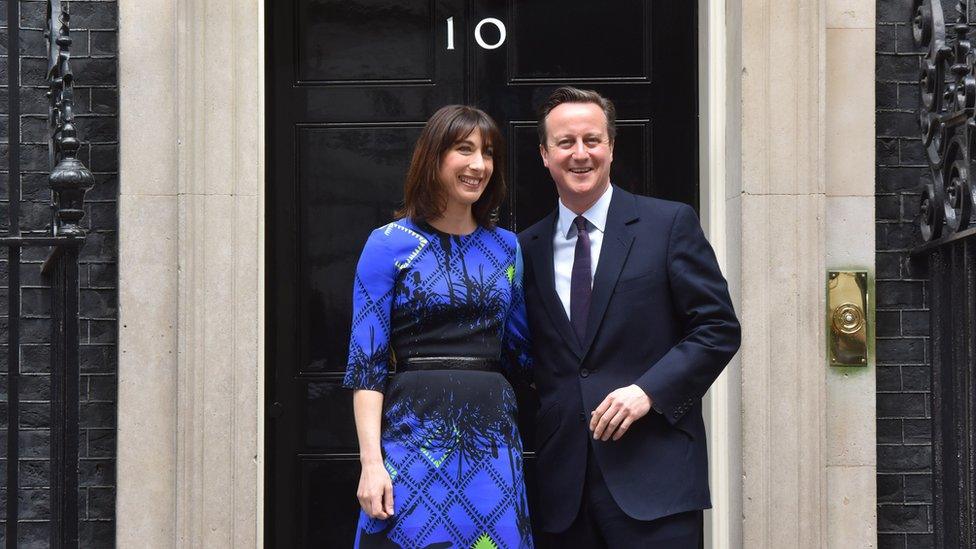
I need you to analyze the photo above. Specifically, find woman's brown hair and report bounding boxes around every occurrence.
[396,105,506,227]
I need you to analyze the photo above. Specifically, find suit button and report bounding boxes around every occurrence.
[579,368,589,378]
[579,412,586,422]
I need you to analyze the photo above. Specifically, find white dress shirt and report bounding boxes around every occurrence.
[553,184,614,319]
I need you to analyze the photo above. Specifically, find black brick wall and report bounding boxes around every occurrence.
[876,1,941,547]
[0,1,117,546]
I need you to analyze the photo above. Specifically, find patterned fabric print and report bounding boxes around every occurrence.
[359,436,530,548]
[357,371,530,548]
[501,247,531,382]
[342,224,405,391]
[383,371,521,465]
[344,219,533,549]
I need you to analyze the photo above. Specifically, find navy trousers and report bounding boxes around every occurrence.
[536,445,703,549]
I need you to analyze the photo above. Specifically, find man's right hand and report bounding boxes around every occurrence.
[357,461,395,519]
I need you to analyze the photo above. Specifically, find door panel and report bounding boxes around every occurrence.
[297,0,436,83]
[267,1,697,545]
[304,381,359,451]
[299,458,362,544]
[297,124,424,375]
[508,1,650,82]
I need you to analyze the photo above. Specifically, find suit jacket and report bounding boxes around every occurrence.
[518,185,741,532]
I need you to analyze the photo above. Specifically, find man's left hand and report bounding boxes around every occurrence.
[590,385,652,441]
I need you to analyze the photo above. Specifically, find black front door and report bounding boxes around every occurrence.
[266,1,698,545]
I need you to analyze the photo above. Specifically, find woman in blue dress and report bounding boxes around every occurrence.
[343,105,533,548]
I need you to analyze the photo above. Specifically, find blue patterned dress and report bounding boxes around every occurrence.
[343,218,533,549]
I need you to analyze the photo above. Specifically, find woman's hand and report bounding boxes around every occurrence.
[351,390,390,518]
[357,461,395,519]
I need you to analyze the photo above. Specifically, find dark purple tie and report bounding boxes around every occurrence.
[571,215,592,343]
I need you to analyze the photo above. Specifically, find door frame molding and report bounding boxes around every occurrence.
[699,0,737,546]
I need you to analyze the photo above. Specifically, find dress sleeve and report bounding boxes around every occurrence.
[343,228,396,392]
[502,241,533,382]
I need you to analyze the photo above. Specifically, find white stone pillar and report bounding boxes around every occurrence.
[118,0,264,545]
[824,0,877,546]
[732,0,829,546]
[729,0,877,545]
[117,0,179,543]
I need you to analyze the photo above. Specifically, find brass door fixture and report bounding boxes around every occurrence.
[827,271,870,367]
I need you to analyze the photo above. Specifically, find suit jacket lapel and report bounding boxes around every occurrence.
[526,211,583,359]
[580,187,639,359]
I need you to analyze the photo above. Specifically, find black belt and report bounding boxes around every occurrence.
[396,356,500,373]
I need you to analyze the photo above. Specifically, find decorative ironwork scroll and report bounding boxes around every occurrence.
[913,0,976,242]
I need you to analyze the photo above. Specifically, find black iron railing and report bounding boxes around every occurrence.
[911,1,976,546]
[913,0,976,244]
[0,0,92,546]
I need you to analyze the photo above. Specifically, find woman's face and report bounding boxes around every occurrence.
[437,129,494,210]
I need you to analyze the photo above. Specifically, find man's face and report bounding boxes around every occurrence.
[540,102,614,211]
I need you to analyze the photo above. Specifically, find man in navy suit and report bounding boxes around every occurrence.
[519,87,741,548]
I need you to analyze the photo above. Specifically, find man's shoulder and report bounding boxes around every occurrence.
[626,191,691,219]
[606,188,693,234]
[517,212,556,246]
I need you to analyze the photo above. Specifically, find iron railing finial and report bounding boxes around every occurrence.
[46,0,93,237]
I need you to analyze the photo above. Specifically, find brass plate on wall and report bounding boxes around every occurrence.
[827,271,869,367]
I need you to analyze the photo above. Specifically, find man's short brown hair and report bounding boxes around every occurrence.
[396,105,507,227]
[537,86,617,146]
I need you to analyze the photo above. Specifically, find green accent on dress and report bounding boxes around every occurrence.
[471,533,499,549]
[505,264,516,284]
[384,459,398,481]
[420,427,460,468]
